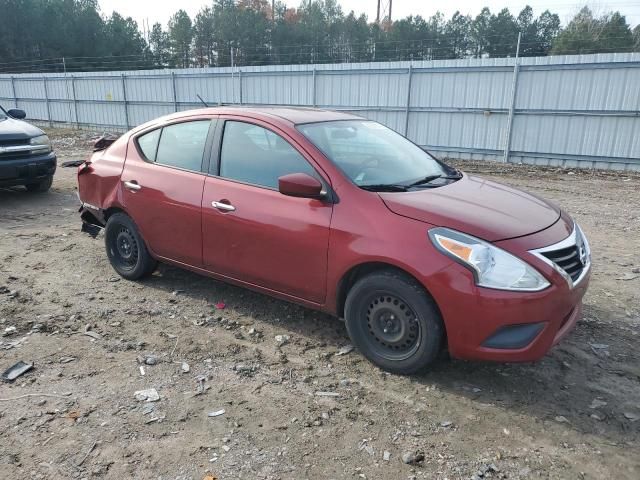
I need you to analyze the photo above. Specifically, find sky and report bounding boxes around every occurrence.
[98,0,640,31]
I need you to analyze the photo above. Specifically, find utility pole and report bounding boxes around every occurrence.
[376,0,381,24]
[388,0,392,23]
[272,0,275,22]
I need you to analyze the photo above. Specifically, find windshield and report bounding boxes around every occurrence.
[297,120,452,188]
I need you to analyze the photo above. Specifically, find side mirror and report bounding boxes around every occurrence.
[278,173,324,199]
[7,109,26,119]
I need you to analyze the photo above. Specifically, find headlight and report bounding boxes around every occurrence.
[429,227,550,292]
[30,135,52,153]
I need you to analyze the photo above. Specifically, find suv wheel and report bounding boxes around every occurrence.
[105,213,157,280]
[345,270,444,375]
[25,176,53,193]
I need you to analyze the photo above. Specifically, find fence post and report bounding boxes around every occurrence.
[503,32,522,163]
[404,65,413,137]
[238,69,243,105]
[121,74,130,129]
[10,76,17,108]
[43,76,52,127]
[171,72,178,112]
[312,67,317,107]
[70,75,79,129]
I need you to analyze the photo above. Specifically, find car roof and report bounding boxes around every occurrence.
[166,106,363,126]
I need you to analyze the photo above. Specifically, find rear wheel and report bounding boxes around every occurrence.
[105,213,156,280]
[345,270,444,375]
[25,176,53,193]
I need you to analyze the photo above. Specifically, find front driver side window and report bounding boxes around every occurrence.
[219,121,317,189]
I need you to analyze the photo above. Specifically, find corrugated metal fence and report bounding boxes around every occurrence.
[1,53,639,170]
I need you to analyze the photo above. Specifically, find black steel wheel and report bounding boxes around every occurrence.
[345,269,444,375]
[105,213,157,280]
[111,225,139,271]
[365,294,422,361]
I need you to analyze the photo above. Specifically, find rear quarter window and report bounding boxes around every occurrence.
[137,129,161,161]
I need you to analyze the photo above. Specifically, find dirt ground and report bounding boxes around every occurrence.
[1,128,639,480]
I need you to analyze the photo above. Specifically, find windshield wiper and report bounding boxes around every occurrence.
[444,170,463,179]
[359,184,409,192]
[409,172,463,187]
[361,172,463,192]
[408,175,443,187]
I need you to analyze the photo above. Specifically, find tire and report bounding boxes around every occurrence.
[344,269,444,375]
[25,176,53,193]
[104,212,157,280]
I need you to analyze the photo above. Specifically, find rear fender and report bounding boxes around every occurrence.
[77,134,129,213]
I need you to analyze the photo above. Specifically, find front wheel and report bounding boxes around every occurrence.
[345,270,444,375]
[104,213,157,280]
[25,176,53,193]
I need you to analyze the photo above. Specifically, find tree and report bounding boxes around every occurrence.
[534,10,561,56]
[235,0,271,66]
[193,8,216,67]
[383,15,433,61]
[516,6,536,55]
[212,0,238,66]
[552,7,635,55]
[485,8,519,57]
[443,12,472,59]
[471,8,492,58]
[104,13,149,69]
[337,12,373,62]
[168,10,193,68]
[298,0,344,63]
[149,23,171,67]
[0,0,154,72]
[0,1,638,73]
[599,12,635,52]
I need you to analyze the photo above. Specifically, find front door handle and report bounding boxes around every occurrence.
[124,180,141,191]
[212,201,236,212]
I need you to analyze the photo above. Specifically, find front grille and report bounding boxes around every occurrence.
[531,224,590,288]
[0,150,34,160]
[0,139,37,161]
[0,138,29,147]
[541,245,584,281]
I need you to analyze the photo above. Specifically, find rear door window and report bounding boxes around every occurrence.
[218,121,317,189]
[155,121,212,172]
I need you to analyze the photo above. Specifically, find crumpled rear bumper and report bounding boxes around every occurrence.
[77,192,105,237]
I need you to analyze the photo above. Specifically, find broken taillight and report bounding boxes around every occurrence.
[93,134,120,152]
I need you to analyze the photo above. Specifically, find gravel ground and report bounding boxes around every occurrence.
[0,128,639,480]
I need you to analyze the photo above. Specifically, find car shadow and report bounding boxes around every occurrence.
[0,186,78,230]
[138,263,639,446]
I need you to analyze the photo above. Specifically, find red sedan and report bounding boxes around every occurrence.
[76,107,591,374]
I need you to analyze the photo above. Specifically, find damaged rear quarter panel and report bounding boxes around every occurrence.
[78,135,129,217]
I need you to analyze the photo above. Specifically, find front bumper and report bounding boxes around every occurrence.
[426,222,591,363]
[0,152,57,187]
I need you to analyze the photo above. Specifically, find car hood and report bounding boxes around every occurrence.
[0,116,44,141]
[379,174,561,242]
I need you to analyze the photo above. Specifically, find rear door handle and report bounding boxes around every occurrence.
[124,181,141,191]
[212,201,236,212]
